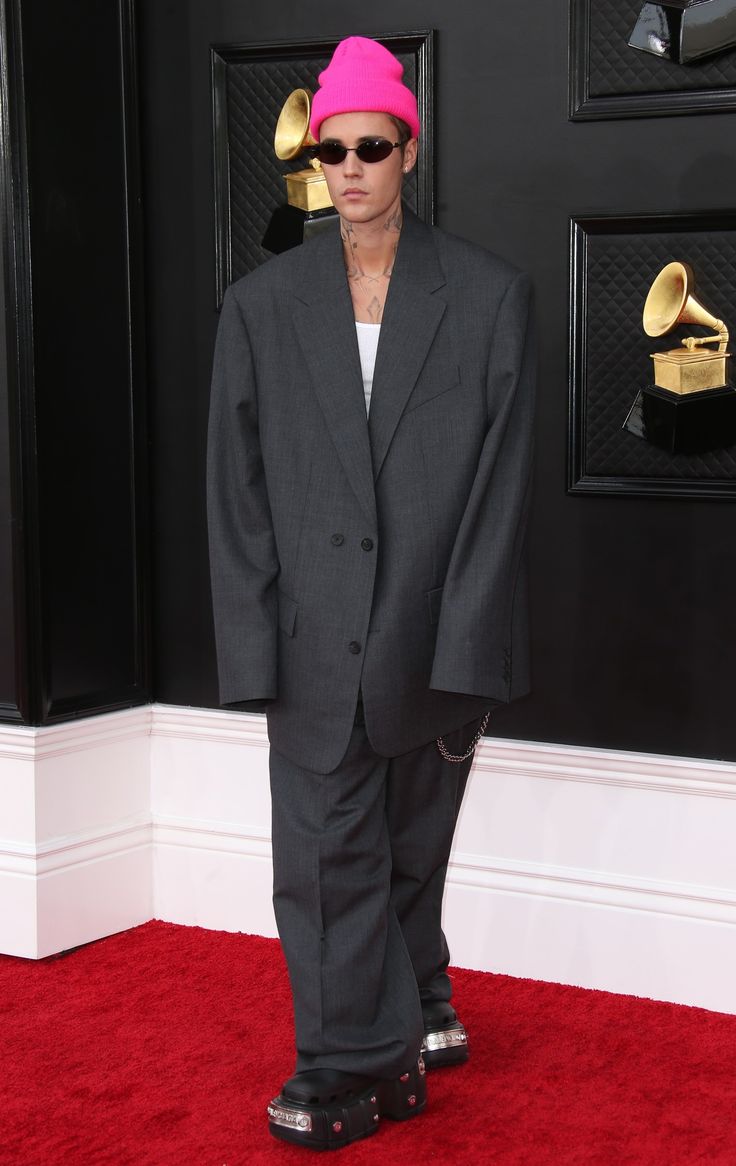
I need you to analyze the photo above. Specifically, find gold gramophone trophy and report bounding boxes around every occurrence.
[262,88,338,255]
[623,261,736,453]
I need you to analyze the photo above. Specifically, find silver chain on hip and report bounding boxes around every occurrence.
[436,709,491,763]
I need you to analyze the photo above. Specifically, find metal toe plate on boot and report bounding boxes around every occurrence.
[424,1027,468,1052]
[421,1023,469,1068]
[267,1102,313,1133]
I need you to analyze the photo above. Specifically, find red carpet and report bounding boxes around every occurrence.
[2,921,736,1164]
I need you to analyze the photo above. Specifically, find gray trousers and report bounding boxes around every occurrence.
[269,716,478,1079]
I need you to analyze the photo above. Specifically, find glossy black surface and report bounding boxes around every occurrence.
[0,0,36,721]
[0,55,14,713]
[624,384,736,452]
[629,0,736,64]
[0,0,149,724]
[262,204,339,255]
[0,247,15,714]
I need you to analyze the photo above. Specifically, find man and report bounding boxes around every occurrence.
[207,35,535,1151]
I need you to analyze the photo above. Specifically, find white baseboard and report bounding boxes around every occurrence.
[443,854,736,1014]
[152,814,276,939]
[1,703,735,1014]
[0,708,153,958]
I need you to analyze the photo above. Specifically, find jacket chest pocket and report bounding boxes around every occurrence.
[403,365,462,416]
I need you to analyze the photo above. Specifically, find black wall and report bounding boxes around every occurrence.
[0,0,27,719]
[0,0,149,723]
[0,243,15,713]
[140,1,734,761]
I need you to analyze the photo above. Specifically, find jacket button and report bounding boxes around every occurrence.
[348,641,362,654]
[360,537,374,551]
[331,533,344,546]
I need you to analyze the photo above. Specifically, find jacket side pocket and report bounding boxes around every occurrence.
[425,585,444,627]
[277,590,298,637]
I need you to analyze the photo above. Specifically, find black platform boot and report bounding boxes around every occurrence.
[267,1057,427,1150]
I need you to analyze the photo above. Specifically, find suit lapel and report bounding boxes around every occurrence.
[368,212,447,479]
[291,226,377,526]
[289,210,447,515]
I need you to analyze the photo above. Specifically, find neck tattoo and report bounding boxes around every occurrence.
[341,211,402,323]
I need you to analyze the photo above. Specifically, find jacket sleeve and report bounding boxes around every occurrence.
[206,286,279,707]
[429,270,536,704]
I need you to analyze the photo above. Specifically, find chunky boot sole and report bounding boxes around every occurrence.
[421,1020,469,1069]
[267,1058,426,1150]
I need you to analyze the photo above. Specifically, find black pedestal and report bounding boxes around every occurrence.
[629,1,736,65]
[623,383,736,454]
[262,204,339,255]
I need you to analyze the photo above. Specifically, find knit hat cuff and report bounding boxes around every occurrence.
[309,37,420,141]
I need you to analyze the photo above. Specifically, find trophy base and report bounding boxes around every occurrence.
[623,383,736,454]
[262,204,339,256]
[628,1,736,65]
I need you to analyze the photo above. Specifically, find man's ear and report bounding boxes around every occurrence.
[403,138,418,174]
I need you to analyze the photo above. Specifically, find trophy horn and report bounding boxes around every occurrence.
[643,261,729,352]
[274,88,318,161]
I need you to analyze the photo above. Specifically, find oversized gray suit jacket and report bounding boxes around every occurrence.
[207,209,535,774]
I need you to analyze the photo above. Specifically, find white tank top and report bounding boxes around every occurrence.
[355,322,381,416]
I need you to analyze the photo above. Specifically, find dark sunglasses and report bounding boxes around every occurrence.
[311,138,402,166]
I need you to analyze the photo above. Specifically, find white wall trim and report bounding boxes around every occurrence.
[472,736,736,798]
[151,703,270,747]
[0,705,152,762]
[151,703,736,795]
[0,818,152,877]
[1,702,735,1012]
[149,806,736,929]
[153,815,272,860]
[0,725,37,760]
[448,851,736,926]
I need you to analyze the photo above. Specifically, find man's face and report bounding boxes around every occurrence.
[318,111,417,226]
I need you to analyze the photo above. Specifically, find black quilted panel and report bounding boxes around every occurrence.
[218,47,420,282]
[576,222,736,483]
[588,0,736,97]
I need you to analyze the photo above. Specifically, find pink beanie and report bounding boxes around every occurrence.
[310,37,420,141]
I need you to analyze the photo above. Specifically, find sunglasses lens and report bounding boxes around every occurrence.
[356,140,394,163]
[315,140,397,165]
[315,143,347,165]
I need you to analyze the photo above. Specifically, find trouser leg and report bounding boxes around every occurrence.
[269,724,424,1079]
[385,720,477,1005]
